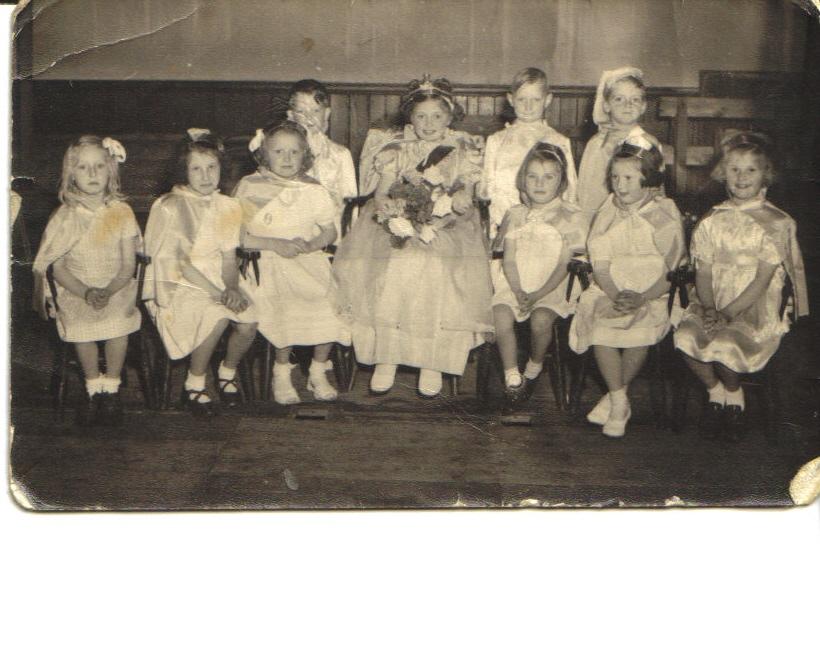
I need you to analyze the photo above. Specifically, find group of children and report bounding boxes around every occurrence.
[32,67,808,441]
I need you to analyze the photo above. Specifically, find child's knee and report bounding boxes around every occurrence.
[234,321,258,338]
[530,309,556,331]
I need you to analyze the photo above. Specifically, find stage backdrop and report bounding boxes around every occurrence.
[19,0,809,87]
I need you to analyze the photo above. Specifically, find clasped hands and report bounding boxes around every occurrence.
[84,287,111,310]
[215,286,250,314]
[702,307,731,335]
[514,289,540,314]
[271,237,315,258]
[611,289,647,316]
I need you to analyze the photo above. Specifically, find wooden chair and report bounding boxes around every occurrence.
[565,258,692,427]
[45,253,156,415]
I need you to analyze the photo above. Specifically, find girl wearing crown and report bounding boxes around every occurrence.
[33,135,141,426]
[334,75,493,398]
[570,136,685,438]
[674,132,808,441]
[144,129,258,416]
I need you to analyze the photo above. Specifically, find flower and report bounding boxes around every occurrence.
[387,216,416,238]
[418,224,437,244]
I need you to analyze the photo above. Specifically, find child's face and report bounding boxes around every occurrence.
[72,145,110,197]
[603,80,646,127]
[725,151,766,202]
[263,131,306,178]
[410,98,452,142]
[187,150,220,196]
[290,92,330,133]
[610,158,647,205]
[524,159,562,206]
[507,82,552,123]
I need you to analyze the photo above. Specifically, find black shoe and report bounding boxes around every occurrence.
[218,377,243,408]
[519,376,538,402]
[723,405,745,442]
[698,402,725,441]
[184,389,216,417]
[75,392,100,427]
[97,391,124,426]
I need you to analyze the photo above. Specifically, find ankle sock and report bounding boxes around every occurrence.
[707,381,726,406]
[85,376,105,396]
[725,387,745,410]
[99,376,121,394]
[185,371,206,392]
[610,387,628,405]
[504,368,522,388]
[218,362,238,393]
[309,359,332,375]
[523,359,543,380]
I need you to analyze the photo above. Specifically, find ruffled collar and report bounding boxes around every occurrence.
[526,196,564,220]
[714,190,768,213]
[171,184,220,203]
[257,167,317,188]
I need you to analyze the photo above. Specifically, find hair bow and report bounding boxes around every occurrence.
[101,137,126,163]
[622,132,654,152]
[248,128,265,153]
[187,127,211,142]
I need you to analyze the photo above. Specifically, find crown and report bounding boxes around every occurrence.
[418,73,435,93]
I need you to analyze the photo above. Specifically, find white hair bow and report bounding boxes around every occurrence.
[248,128,265,152]
[101,137,126,163]
[622,131,655,152]
[187,127,211,142]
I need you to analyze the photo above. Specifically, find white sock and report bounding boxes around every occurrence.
[273,362,294,375]
[185,371,206,392]
[504,368,522,388]
[523,359,543,380]
[85,376,105,396]
[610,387,628,405]
[707,381,726,406]
[725,387,745,410]
[218,362,237,393]
[309,359,332,375]
[99,376,121,394]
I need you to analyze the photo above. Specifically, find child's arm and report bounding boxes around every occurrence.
[591,262,622,303]
[720,260,777,320]
[220,249,250,314]
[180,259,224,302]
[52,256,93,301]
[242,233,305,258]
[102,235,139,298]
[502,241,528,308]
[298,224,337,253]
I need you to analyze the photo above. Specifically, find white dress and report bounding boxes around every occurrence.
[235,169,351,349]
[492,198,590,321]
[305,132,358,243]
[480,120,577,235]
[32,200,142,343]
[143,186,257,360]
[674,197,809,373]
[569,195,685,353]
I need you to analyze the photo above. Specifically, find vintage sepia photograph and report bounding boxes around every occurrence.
[8,0,820,511]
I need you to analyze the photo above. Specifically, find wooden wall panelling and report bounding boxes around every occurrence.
[349,93,371,161]
[329,93,350,148]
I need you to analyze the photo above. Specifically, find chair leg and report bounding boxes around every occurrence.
[136,331,156,409]
[475,342,492,402]
[346,346,358,393]
[262,341,274,401]
[330,345,348,393]
[450,375,459,397]
[238,355,254,402]
[54,342,69,416]
[569,351,590,417]
[160,353,172,410]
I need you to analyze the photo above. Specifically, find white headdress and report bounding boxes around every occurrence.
[187,127,211,142]
[101,137,126,163]
[248,128,265,152]
[592,67,644,127]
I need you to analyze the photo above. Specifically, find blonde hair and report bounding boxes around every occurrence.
[58,135,125,206]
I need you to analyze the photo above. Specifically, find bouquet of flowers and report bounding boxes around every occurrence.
[374,178,437,248]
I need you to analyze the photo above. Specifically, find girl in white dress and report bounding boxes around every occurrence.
[144,129,258,416]
[492,143,589,397]
[286,79,358,244]
[235,120,351,405]
[33,136,141,425]
[480,67,577,237]
[674,132,808,441]
[577,68,662,218]
[570,137,685,438]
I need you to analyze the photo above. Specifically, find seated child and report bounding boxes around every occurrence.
[492,142,589,398]
[144,129,258,416]
[577,67,661,217]
[674,132,808,441]
[235,120,351,405]
[33,136,141,426]
[570,136,685,438]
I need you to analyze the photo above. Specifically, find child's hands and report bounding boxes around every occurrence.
[272,239,305,259]
[702,307,722,333]
[451,189,473,215]
[292,237,313,253]
[221,287,250,314]
[514,289,531,313]
[614,290,646,314]
[84,287,110,310]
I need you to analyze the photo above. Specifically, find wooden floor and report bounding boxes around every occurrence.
[10,335,820,511]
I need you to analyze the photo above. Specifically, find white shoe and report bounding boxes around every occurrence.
[307,360,338,401]
[586,394,611,425]
[273,363,300,405]
[418,369,443,397]
[603,400,631,438]
[370,363,397,394]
